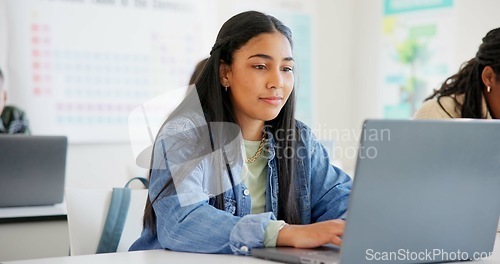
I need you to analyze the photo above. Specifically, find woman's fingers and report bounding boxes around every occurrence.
[330,235,342,246]
[276,219,347,248]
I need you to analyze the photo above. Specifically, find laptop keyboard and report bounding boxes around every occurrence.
[307,251,339,257]
[302,250,341,264]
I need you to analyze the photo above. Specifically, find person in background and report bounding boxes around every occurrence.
[0,67,30,134]
[414,27,500,119]
[189,57,209,85]
[185,57,209,96]
[130,11,351,255]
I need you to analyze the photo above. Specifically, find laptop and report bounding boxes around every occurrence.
[252,120,500,263]
[0,135,68,207]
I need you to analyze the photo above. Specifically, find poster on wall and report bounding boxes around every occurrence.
[231,0,315,126]
[6,0,217,143]
[381,0,455,118]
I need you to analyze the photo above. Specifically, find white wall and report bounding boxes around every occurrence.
[348,0,384,172]
[2,0,500,187]
[0,0,360,189]
[454,0,500,65]
[0,0,7,76]
[351,0,500,128]
[65,143,144,188]
[314,0,356,172]
[346,0,500,173]
[64,1,353,189]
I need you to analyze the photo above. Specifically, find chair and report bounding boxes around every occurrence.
[65,179,148,255]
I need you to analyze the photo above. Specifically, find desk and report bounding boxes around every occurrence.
[0,203,66,223]
[2,234,499,264]
[0,204,69,261]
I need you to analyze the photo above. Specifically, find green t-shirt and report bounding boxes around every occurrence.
[243,139,286,247]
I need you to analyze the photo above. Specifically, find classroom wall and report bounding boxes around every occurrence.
[0,0,7,76]
[454,0,500,65]
[2,0,500,187]
[1,0,359,189]
[65,0,349,189]
[314,0,356,172]
[349,0,384,172]
[345,0,500,173]
[66,144,142,188]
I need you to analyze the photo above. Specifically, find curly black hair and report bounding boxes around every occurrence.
[425,28,500,118]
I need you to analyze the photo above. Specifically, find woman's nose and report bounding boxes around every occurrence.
[267,69,284,89]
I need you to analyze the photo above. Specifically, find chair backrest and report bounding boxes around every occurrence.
[65,187,148,255]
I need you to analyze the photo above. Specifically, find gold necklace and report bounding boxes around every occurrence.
[245,133,266,163]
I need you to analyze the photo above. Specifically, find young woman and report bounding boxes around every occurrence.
[129,11,352,255]
[414,27,500,119]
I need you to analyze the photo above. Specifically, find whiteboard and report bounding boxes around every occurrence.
[6,0,217,143]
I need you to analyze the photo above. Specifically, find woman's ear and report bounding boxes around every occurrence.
[1,89,7,103]
[481,66,497,88]
[219,61,231,87]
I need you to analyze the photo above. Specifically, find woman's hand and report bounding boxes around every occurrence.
[276,219,345,248]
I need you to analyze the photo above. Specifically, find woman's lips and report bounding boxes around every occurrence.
[260,97,283,106]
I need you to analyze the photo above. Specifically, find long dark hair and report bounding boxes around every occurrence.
[143,11,300,234]
[188,58,208,85]
[425,27,500,118]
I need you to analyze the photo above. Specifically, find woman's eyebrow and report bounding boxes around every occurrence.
[247,54,294,62]
[248,54,273,60]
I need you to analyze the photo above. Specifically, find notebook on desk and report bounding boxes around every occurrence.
[0,135,68,207]
[252,120,500,264]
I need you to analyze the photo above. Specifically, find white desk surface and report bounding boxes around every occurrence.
[0,250,271,264]
[2,233,500,264]
[0,203,66,222]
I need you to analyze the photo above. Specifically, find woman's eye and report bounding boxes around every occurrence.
[282,67,294,72]
[253,65,266,70]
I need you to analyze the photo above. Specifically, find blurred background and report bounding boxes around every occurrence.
[0,0,498,187]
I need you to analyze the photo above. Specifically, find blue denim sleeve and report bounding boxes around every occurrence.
[298,122,352,222]
[148,116,275,255]
[152,193,275,255]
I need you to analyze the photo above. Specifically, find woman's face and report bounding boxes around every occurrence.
[0,79,6,115]
[483,67,500,118]
[222,32,294,124]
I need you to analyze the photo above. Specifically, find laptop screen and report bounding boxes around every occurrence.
[0,135,67,207]
[253,120,500,264]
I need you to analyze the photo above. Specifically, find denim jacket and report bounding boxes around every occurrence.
[129,113,352,255]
